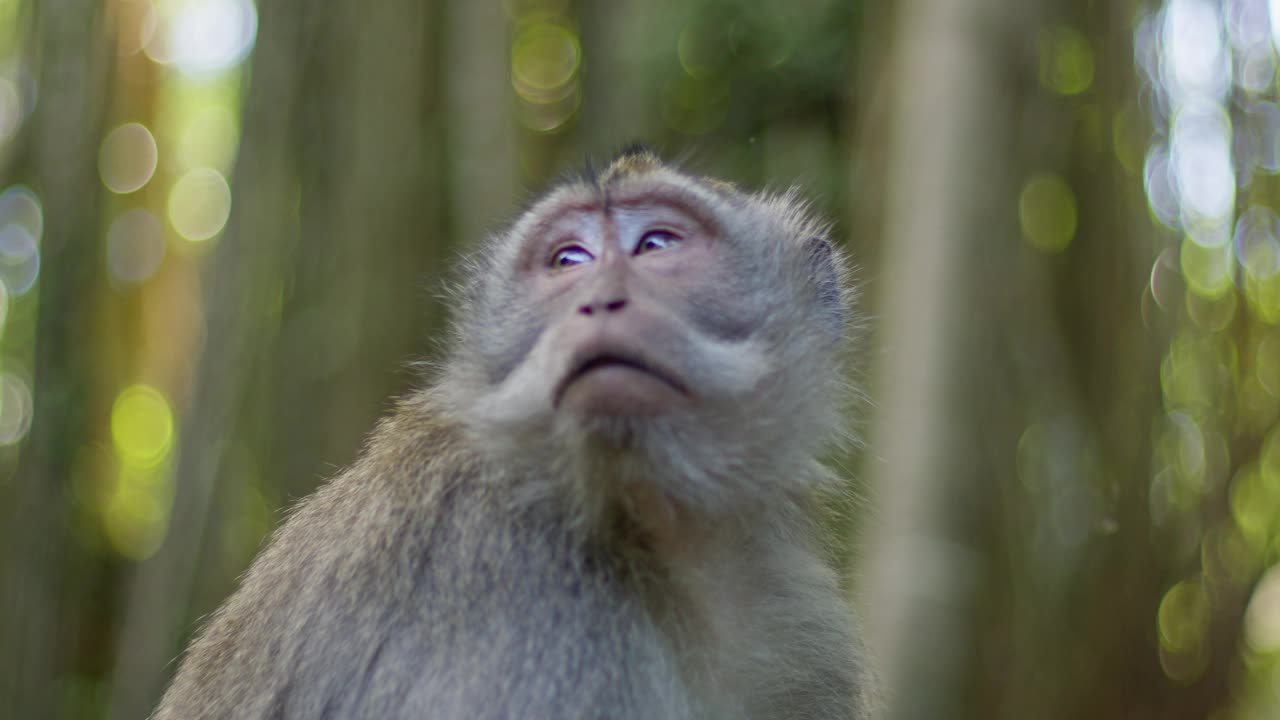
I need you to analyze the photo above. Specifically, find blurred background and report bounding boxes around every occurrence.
[0,0,1274,717]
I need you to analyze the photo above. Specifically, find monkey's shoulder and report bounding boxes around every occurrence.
[160,404,683,718]
[156,405,470,715]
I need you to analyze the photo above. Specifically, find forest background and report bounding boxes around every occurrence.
[2,0,1278,718]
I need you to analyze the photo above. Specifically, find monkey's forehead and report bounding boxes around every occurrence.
[483,161,828,270]
[519,169,737,230]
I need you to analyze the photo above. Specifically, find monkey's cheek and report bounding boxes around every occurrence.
[557,366,688,417]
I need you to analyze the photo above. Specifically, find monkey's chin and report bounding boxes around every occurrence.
[557,365,687,417]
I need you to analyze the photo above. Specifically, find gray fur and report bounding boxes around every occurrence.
[154,153,874,719]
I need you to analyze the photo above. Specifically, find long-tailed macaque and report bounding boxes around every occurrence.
[153,148,875,719]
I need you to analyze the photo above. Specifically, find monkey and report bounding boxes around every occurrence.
[152,147,875,720]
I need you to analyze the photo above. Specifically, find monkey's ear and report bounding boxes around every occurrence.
[803,237,844,331]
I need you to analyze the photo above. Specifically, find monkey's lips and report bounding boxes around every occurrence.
[554,351,689,417]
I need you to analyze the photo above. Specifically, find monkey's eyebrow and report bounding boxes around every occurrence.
[608,184,726,238]
[513,199,602,269]
[522,198,598,237]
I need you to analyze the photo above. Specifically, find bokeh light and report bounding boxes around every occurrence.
[1157,577,1212,682]
[1245,270,1280,323]
[115,0,158,57]
[99,122,159,194]
[511,23,580,103]
[1270,0,1280,56]
[0,222,38,296]
[1163,0,1230,103]
[1171,103,1234,235]
[1150,247,1184,315]
[1038,25,1094,96]
[1227,0,1274,92]
[1185,286,1236,332]
[1235,206,1280,280]
[0,184,43,245]
[103,462,170,560]
[1231,462,1272,548]
[1141,0,1280,705]
[1180,237,1233,297]
[511,21,581,133]
[1245,565,1280,652]
[168,167,231,242]
[110,384,175,469]
[1018,173,1077,253]
[1144,145,1181,229]
[0,372,33,445]
[1135,12,1163,90]
[106,209,167,285]
[163,0,258,77]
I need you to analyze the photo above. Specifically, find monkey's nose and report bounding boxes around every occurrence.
[578,298,628,315]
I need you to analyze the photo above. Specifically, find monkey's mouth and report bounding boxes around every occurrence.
[554,352,690,409]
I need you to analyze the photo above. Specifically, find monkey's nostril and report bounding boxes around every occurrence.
[580,299,626,315]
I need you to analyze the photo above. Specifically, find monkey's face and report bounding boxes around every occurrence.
[525,190,757,419]
[444,161,849,517]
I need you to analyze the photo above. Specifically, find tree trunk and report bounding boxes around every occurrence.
[0,2,111,717]
[106,1,308,714]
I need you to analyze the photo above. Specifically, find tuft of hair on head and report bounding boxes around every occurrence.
[596,143,666,186]
[615,141,660,162]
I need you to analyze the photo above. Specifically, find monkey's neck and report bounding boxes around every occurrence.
[552,461,765,575]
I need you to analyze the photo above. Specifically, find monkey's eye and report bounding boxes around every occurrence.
[550,245,594,268]
[635,230,680,255]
